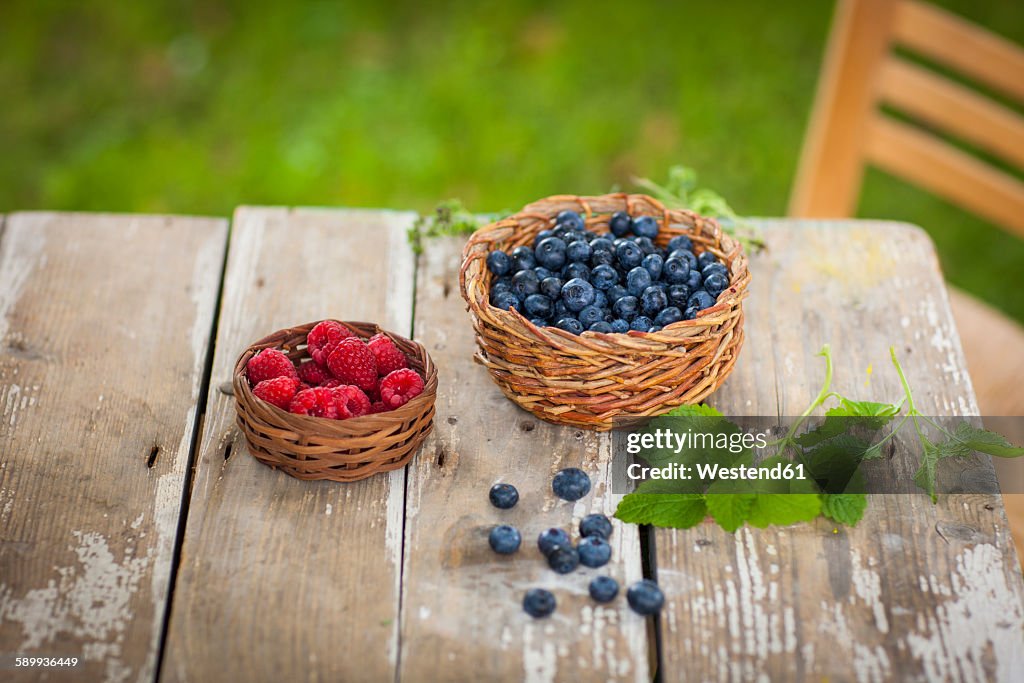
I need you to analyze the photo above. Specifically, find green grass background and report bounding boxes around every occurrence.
[1,0,1022,320]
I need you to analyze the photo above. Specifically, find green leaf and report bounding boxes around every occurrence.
[705,493,756,532]
[614,493,707,529]
[665,403,723,418]
[913,440,940,502]
[821,493,868,526]
[637,408,750,470]
[746,494,822,528]
[862,442,884,460]
[633,477,703,495]
[801,434,872,493]
[946,422,1024,458]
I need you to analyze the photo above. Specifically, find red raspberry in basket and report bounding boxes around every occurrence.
[332,385,372,418]
[379,368,425,409]
[297,360,333,386]
[320,378,343,388]
[252,376,300,410]
[327,337,378,391]
[370,401,387,414]
[247,348,299,385]
[287,387,340,419]
[367,333,409,376]
[307,320,355,365]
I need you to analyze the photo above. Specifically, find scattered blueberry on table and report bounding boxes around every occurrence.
[552,467,591,501]
[488,483,519,509]
[488,525,522,554]
[537,527,572,556]
[577,536,612,568]
[523,588,557,619]
[580,513,613,539]
[547,546,580,574]
[626,579,665,615]
[589,576,620,603]
[486,210,729,334]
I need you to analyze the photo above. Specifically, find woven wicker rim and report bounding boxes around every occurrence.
[232,320,438,481]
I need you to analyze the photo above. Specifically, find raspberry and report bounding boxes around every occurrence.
[379,368,425,409]
[252,376,299,410]
[320,378,343,388]
[326,338,378,391]
[370,401,387,414]
[367,333,409,376]
[287,387,340,419]
[247,348,298,385]
[307,320,355,365]
[297,360,332,386]
[332,385,371,418]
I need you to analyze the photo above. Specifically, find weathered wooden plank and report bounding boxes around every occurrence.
[397,238,650,682]
[654,220,1024,682]
[161,207,416,683]
[0,212,226,682]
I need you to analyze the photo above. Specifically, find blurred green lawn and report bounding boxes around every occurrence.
[1,1,1021,321]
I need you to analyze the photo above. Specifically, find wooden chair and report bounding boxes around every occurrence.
[790,0,1024,421]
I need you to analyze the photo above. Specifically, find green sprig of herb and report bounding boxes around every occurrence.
[407,199,481,255]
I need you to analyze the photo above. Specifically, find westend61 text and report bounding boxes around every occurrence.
[626,462,807,482]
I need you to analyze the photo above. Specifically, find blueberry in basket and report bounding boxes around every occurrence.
[486,213,729,334]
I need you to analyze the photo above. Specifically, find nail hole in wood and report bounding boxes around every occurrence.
[447,416,458,425]
[256,277,265,288]
[519,421,535,432]
[696,539,712,547]
[223,442,233,461]
[147,446,160,468]
[442,281,451,298]
[435,446,447,468]
[985,504,995,511]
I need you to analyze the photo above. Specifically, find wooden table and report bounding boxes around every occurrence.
[1,209,1022,682]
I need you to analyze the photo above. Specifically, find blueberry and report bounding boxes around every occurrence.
[487,250,511,276]
[577,536,612,568]
[580,513,613,539]
[538,528,572,555]
[663,257,690,284]
[588,321,613,333]
[685,269,703,291]
[591,264,619,291]
[642,253,664,280]
[561,278,596,312]
[589,576,619,603]
[688,289,716,311]
[589,249,615,267]
[632,215,659,239]
[633,236,656,255]
[701,262,728,280]
[552,467,591,501]
[556,210,586,231]
[567,240,592,264]
[533,229,556,247]
[547,546,580,574]
[667,234,693,253]
[653,307,683,327]
[640,286,668,317]
[590,237,614,253]
[491,290,520,311]
[669,249,698,270]
[697,250,718,269]
[649,325,663,332]
[489,525,522,554]
[529,317,548,327]
[578,305,604,328]
[684,305,699,320]
[610,318,629,333]
[612,295,639,321]
[489,483,519,509]
[704,272,729,298]
[609,211,633,237]
[626,267,653,297]
[535,237,567,271]
[555,317,584,335]
[615,241,643,270]
[630,316,653,331]
[562,262,591,282]
[524,293,554,319]
[523,588,557,618]
[511,269,540,299]
[540,276,564,300]
[510,246,536,272]
[626,579,665,615]
[667,284,690,309]
[491,276,512,294]
[604,284,625,302]
[533,267,555,282]
[592,290,608,309]
[553,299,569,319]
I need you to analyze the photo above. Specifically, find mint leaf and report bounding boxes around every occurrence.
[705,493,755,532]
[947,422,1024,458]
[821,493,868,525]
[746,494,822,528]
[801,434,871,494]
[914,440,940,501]
[614,493,707,529]
[665,403,723,418]
[633,478,703,495]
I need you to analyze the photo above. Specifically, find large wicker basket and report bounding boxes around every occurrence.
[233,320,437,482]
[459,193,750,430]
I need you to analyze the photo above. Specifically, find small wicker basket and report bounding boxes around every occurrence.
[459,193,750,430]
[233,320,437,482]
